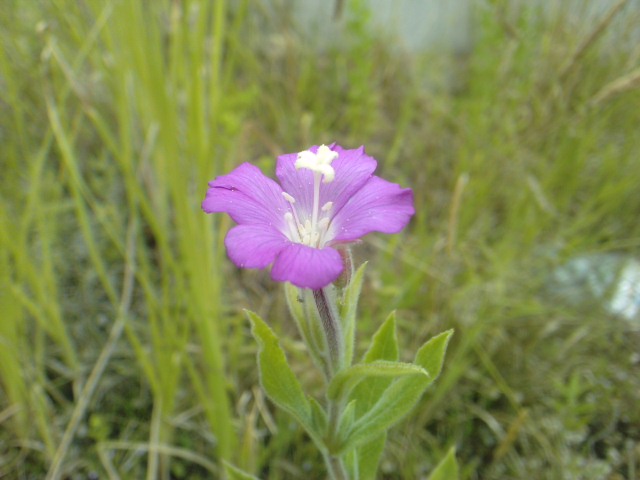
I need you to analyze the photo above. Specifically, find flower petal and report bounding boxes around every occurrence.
[276,145,377,219]
[271,243,344,289]
[225,225,290,269]
[329,176,415,243]
[275,151,315,218]
[202,163,289,229]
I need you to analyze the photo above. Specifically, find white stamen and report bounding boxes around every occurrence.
[310,172,321,238]
[282,192,296,203]
[317,217,331,246]
[321,201,333,212]
[284,212,302,243]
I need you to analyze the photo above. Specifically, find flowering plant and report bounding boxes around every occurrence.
[202,144,414,289]
[203,144,455,479]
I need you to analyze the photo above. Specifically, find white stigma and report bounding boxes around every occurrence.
[295,144,338,183]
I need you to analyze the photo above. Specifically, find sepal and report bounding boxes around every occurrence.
[284,284,328,373]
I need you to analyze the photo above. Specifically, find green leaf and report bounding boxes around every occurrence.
[246,310,314,436]
[223,461,260,480]
[350,312,399,415]
[343,329,454,451]
[428,447,459,480]
[356,433,386,480]
[328,360,428,401]
[309,396,328,437]
[340,262,367,365]
[362,311,399,363]
[414,329,454,378]
[348,312,400,477]
[337,399,358,446]
[345,373,428,450]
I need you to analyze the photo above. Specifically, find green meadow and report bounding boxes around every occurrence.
[1,0,639,478]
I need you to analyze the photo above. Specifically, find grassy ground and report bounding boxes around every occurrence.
[1,0,639,478]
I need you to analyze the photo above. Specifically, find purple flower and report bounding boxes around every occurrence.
[202,144,414,289]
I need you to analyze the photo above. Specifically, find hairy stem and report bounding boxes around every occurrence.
[312,287,344,376]
[324,450,349,480]
[324,400,349,479]
[312,287,350,478]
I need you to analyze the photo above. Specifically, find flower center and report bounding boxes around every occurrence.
[282,145,338,248]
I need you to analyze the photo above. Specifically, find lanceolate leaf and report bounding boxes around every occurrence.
[351,312,400,414]
[337,399,358,446]
[355,433,386,480]
[362,311,399,364]
[427,447,459,480]
[246,310,316,440]
[340,262,367,365]
[223,461,261,480]
[309,396,328,438]
[351,312,400,478]
[343,329,454,451]
[328,360,428,402]
[416,329,454,378]
[344,370,430,450]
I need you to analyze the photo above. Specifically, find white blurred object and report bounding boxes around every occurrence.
[609,259,640,320]
[549,253,640,325]
[288,0,474,54]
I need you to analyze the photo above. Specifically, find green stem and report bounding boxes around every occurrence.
[312,287,344,376]
[310,286,351,478]
[323,451,349,480]
[324,403,349,480]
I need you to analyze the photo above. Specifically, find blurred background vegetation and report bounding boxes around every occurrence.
[1,0,639,478]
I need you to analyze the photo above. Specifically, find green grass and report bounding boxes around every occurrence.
[1,0,639,478]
